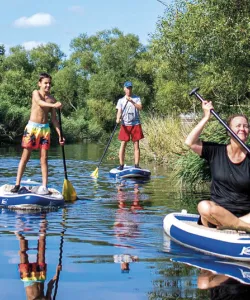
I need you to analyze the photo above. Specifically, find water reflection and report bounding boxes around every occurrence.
[114,182,143,241]
[113,181,143,275]
[116,182,143,210]
[113,254,139,273]
[172,257,250,299]
[13,211,65,300]
[0,143,220,299]
[198,270,250,299]
[51,210,66,300]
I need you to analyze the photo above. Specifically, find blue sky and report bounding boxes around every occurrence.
[0,0,171,56]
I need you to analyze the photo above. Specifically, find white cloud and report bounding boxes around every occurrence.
[22,41,47,50]
[68,5,84,15]
[13,13,55,28]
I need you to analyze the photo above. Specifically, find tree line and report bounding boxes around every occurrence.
[1,0,250,145]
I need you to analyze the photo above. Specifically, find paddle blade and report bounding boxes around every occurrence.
[90,168,99,178]
[62,179,77,201]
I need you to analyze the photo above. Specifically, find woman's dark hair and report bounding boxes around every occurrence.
[39,73,52,82]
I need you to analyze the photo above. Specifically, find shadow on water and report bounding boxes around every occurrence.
[0,143,249,299]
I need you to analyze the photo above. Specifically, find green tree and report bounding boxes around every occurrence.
[3,46,33,73]
[52,65,80,115]
[29,43,65,74]
[70,28,152,104]
[151,0,250,115]
[0,69,32,106]
[0,44,4,57]
[0,44,5,83]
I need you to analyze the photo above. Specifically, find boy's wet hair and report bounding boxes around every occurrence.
[39,73,52,82]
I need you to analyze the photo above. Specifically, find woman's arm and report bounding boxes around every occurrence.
[185,101,213,156]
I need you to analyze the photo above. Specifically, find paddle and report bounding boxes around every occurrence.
[189,87,250,154]
[91,100,129,178]
[58,109,78,201]
[53,208,66,300]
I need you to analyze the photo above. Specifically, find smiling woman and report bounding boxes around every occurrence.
[185,95,250,232]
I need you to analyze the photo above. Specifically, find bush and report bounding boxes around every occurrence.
[140,114,187,164]
[0,102,29,143]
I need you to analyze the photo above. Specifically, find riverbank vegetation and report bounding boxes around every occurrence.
[1,0,250,185]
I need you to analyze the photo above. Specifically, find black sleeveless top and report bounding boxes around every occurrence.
[201,142,250,217]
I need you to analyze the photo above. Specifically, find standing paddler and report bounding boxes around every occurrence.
[11,72,64,195]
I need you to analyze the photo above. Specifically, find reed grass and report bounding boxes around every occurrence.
[141,114,232,188]
[140,114,192,164]
[103,113,235,188]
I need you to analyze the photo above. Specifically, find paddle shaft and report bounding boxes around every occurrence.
[52,231,64,300]
[58,110,68,180]
[189,88,250,154]
[53,209,66,300]
[96,101,129,168]
[97,123,118,168]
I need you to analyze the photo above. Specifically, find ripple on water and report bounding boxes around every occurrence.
[0,146,214,299]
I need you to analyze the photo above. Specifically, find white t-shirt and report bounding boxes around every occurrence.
[113,254,138,263]
[116,95,141,126]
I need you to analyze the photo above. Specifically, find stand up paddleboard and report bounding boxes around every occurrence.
[110,166,151,179]
[163,211,250,261]
[0,180,64,210]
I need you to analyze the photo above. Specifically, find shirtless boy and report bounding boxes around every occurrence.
[11,73,63,195]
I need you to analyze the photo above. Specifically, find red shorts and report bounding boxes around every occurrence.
[118,124,144,142]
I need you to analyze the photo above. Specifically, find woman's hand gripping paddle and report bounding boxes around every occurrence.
[58,110,78,201]
[189,87,250,154]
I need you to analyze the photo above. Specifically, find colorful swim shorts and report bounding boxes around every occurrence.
[19,262,47,281]
[22,121,51,150]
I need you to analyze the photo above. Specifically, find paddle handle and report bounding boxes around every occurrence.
[189,88,250,154]
[58,110,68,180]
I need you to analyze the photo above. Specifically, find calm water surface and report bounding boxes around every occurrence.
[0,143,250,300]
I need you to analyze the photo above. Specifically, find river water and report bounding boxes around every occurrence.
[0,143,250,299]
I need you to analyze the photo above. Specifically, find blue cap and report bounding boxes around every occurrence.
[124,81,133,88]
